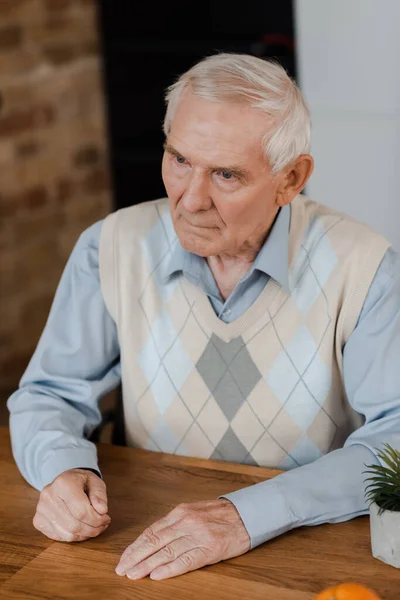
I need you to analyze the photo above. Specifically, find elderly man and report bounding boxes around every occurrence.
[8,53,400,581]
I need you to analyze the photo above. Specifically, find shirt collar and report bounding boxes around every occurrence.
[164,203,290,293]
[252,203,290,293]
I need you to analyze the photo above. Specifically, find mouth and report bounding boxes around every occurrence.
[180,214,217,229]
[181,216,207,228]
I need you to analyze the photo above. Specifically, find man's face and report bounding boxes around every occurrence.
[162,91,283,258]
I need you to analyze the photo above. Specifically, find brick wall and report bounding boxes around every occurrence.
[0,0,113,406]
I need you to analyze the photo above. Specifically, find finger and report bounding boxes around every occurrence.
[85,474,109,515]
[116,525,179,575]
[37,513,84,542]
[54,518,110,542]
[37,496,110,541]
[56,477,110,528]
[116,504,191,573]
[61,494,111,529]
[124,536,193,580]
[117,506,185,566]
[34,512,85,543]
[58,499,111,538]
[150,547,210,580]
[35,510,110,543]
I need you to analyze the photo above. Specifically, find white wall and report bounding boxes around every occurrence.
[294,0,400,249]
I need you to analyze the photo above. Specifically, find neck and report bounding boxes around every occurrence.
[206,207,281,301]
[206,230,269,302]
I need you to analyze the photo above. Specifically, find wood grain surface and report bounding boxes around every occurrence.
[0,427,399,599]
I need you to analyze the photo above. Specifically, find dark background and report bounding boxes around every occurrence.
[96,0,295,443]
[98,1,295,211]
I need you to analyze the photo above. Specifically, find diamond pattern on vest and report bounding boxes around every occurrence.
[134,249,338,469]
[196,334,262,421]
[123,202,376,470]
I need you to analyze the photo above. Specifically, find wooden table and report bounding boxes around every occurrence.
[0,427,399,599]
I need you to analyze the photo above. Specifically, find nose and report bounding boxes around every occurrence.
[180,169,212,213]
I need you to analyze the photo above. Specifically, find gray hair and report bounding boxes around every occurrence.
[163,53,311,173]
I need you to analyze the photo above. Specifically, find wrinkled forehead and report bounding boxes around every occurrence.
[168,92,272,169]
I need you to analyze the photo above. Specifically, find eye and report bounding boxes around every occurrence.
[175,155,186,165]
[216,170,237,182]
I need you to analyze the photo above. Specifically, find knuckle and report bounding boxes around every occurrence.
[180,553,195,569]
[142,527,162,549]
[69,523,82,535]
[55,476,70,493]
[73,508,86,522]
[89,529,102,540]
[184,510,200,525]
[88,527,104,539]
[161,544,177,561]
[173,503,188,516]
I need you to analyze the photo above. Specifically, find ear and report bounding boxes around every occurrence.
[276,154,314,208]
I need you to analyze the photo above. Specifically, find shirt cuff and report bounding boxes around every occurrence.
[40,447,102,490]
[219,478,296,549]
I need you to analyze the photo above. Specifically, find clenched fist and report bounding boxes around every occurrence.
[33,468,111,542]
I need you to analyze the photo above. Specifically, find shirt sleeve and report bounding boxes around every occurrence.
[7,221,121,491]
[219,247,400,549]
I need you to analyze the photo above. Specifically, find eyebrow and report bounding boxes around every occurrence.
[163,142,251,181]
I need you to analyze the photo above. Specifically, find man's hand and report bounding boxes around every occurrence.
[33,468,111,542]
[115,498,251,580]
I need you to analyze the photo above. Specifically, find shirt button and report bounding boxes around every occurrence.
[223,309,232,316]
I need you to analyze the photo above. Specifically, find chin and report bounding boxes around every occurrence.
[178,232,216,257]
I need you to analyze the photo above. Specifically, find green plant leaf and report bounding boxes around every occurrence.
[364,476,399,487]
[377,444,400,472]
[364,477,399,488]
[363,464,398,478]
[362,444,400,513]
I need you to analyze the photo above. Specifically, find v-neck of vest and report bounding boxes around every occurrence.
[179,274,285,343]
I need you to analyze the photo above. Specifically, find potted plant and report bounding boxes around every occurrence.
[364,443,400,568]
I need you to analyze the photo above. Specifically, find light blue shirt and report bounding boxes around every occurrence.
[7,205,400,549]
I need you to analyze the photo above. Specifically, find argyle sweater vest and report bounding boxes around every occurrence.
[99,195,390,470]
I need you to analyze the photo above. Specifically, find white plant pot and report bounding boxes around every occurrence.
[370,502,400,568]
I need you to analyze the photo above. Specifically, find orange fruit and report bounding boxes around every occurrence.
[315,582,381,600]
